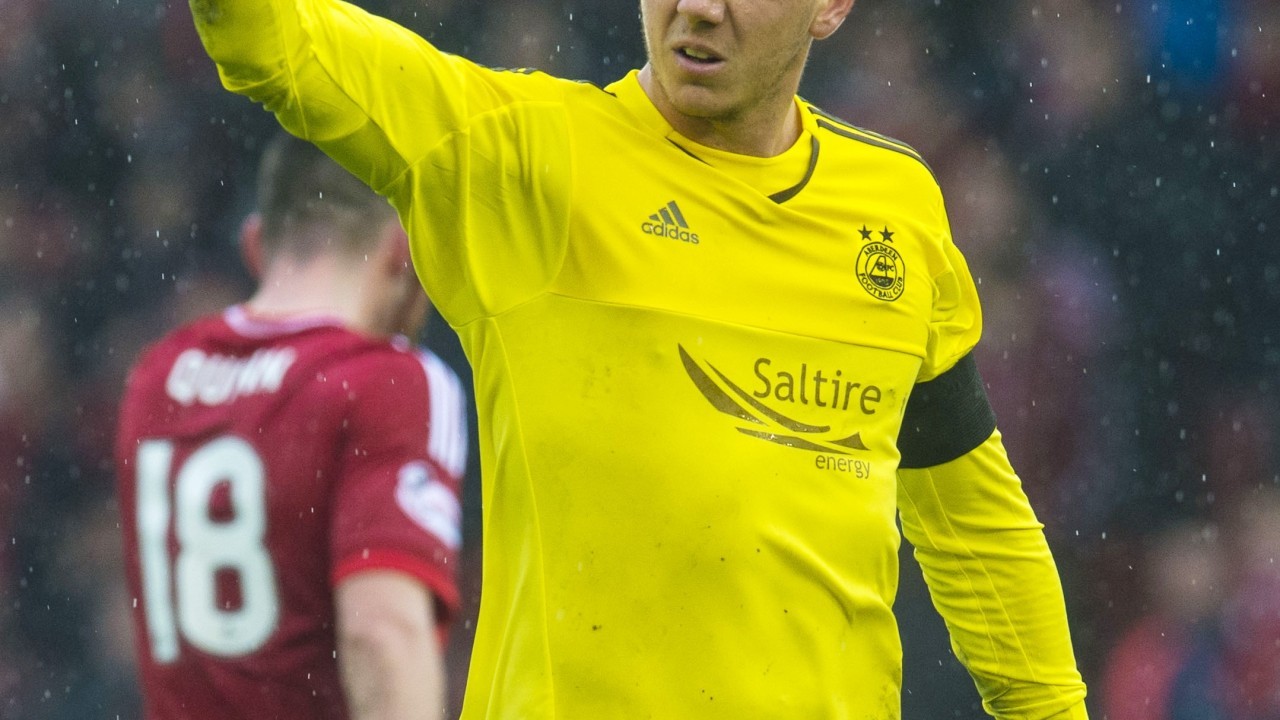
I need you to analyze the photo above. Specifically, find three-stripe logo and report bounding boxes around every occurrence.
[640,200,700,244]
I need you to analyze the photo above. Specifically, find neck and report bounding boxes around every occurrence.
[637,65,804,157]
[246,254,376,335]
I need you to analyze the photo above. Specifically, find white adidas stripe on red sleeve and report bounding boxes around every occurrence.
[417,350,469,479]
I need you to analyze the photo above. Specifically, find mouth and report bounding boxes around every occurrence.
[673,44,725,71]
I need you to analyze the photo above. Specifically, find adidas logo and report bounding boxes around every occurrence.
[640,200,700,244]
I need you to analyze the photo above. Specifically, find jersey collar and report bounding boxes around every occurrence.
[224,304,349,338]
[606,70,820,202]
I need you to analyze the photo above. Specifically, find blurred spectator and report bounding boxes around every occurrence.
[1169,489,1280,720]
[1214,489,1280,719]
[1008,0,1133,146]
[1101,518,1225,720]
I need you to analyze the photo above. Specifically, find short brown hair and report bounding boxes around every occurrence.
[255,133,395,259]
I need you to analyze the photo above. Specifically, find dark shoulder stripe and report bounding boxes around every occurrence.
[808,109,936,182]
[807,105,921,158]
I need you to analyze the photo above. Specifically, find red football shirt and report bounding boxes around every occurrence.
[115,306,468,720]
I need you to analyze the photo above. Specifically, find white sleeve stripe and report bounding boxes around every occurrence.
[441,361,466,474]
[422,352,462,476]
[419,351,468,477]
[422,351,455,474]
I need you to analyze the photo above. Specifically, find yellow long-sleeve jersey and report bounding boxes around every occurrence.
[191,0,1089,717]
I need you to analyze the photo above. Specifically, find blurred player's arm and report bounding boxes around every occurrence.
[896,357,1088,720]
[336,571,445,720]
[330,350,467,720]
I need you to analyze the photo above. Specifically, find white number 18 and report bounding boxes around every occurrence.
[136,436,280,663]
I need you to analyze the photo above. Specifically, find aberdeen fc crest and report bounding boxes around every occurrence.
[855,224,905,302]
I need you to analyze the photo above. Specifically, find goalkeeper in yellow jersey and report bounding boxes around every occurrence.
[188,0,1090,717]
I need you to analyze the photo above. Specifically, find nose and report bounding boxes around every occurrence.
[675,0,726,25]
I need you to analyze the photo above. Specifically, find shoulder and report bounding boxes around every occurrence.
[325,343,469,475]
[318,336,432,396]
[804,103,939,189]
[297,340,434,450]
[481,68,633,120]
[314,338,466,411]
[460,60,607,106]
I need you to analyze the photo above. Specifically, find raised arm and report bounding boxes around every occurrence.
[190,0,576,323]
[191,0,458,190]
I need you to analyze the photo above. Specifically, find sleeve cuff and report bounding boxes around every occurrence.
[332,548,460,620]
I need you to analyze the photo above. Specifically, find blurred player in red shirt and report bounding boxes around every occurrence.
[115,134,468,720]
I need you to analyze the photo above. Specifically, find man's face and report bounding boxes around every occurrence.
[640,0,827,124]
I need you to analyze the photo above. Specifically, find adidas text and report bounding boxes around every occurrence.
[641,222,700,244]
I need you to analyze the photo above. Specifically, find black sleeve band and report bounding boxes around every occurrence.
[896,352,997,469]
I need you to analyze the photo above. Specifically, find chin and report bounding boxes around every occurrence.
[666,84,736,122]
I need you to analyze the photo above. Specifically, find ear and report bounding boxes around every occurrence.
[811,0,855,40]
[373,217,433,338]
[375,217,414,278]
[239,213,266,280]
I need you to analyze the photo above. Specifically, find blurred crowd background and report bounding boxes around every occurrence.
[0,0,1276,718]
